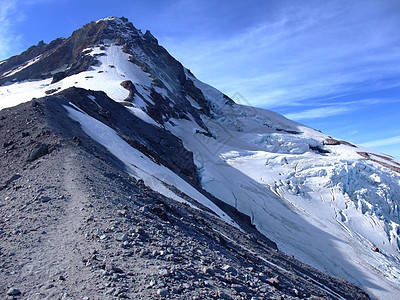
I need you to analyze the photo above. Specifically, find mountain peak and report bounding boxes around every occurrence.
[95,16,129,24]
[0,15,215,127]
[0,16,151,85]
[96,16,120,22]
[90,15,143,40]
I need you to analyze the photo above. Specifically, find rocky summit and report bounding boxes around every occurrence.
[0,16,399,299]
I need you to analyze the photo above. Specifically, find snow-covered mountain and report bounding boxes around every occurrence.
[1,17,399,299]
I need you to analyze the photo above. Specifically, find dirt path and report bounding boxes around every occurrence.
[3,149,105,299]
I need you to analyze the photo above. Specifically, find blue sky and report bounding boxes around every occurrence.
[1,0,400,159]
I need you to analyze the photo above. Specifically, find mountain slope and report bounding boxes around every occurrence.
[0,87,369,299]
[167,75,400,299]
[1,16,399,299]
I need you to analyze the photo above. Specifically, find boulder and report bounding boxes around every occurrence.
[7,287,21,296]
[120,80,137,101]
[27,143,48,162]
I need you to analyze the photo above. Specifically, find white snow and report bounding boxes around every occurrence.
[125,106,160,127]
[64,103,238,228]
[1,55,42,78]
[165,77,400,300]
[153,86,169,99]
[134,85,155,105]
[367,153,400,170]
[55,44,153,101]
[0,44,153,111]
[83,47,105,56]
[0,79,53,110]
[186,95,201,109]
[48,64,69,75]
[87,95,101,109]
[95,16,117,23]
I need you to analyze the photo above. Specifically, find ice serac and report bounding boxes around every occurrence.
[1,16,399,299]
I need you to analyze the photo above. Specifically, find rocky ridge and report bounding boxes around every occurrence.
[0,87,369,299]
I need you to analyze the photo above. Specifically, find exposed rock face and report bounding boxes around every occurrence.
[323,138,355,147]
[357,151,400,173]
[0,18,140,85]
[143,30,158,44]
[53,87,201,187]
[0,39,64,83]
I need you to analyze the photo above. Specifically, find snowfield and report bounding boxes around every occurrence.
[1,20,400,299]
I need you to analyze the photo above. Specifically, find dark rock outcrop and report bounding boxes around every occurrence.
[120,80,137,101]
[49,87,201,188]
[27,143,49,162]
[323,138,356,147]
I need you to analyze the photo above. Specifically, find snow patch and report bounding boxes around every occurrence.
[87,95,101,108]
[64,104,238,228]
[125,106,160,127]
[1,55,42,78]
[96,16,117,23]
[186,95,201,109]
[0,44,154,111]
[0,79,52,110]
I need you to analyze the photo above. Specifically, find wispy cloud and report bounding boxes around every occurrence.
[0,0,61,60]
[284,106,352,121]
[283,97,400,120]
[161,1,400,109]
[0,0,21,60]
[361,135,400,148]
